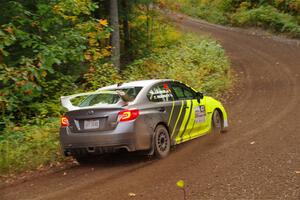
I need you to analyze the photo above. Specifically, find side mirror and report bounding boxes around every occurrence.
[196,92,203,103]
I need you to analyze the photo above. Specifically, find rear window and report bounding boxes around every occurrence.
[77,87,142,107]
[78,93,120,107]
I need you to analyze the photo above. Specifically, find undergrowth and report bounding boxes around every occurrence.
[163,0,300,38]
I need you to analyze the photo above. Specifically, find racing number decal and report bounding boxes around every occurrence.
[194,105,206,123]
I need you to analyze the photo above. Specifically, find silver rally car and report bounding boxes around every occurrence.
[60,79,228,162]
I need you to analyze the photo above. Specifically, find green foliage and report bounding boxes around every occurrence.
[183,4,228,24]
[164,0,231,24]
[163,0,300,37]
[279,0,300,14]
[83,63,121,90]
[232,5,300,37]
[0,118,62,174]
[121,3,169,59]
[0,0,111,123]
[123,34,231,96]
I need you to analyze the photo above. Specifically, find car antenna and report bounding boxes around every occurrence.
[117,82,123,87]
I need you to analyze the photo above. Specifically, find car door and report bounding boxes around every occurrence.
[169,82,208,143]
[146,82,176,134]
[146,82,186,145]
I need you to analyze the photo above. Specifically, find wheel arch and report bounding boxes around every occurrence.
[148,121,171,156]
[155,121,170,136]
[213,108,224,129]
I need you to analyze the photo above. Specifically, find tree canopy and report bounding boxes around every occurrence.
[0,0,157,124]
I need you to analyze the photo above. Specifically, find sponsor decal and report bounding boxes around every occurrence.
[194,105,206,123]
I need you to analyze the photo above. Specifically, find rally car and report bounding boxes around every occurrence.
[60,79,228,162]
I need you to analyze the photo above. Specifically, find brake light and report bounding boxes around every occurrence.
[118,109,139,122]
[61,116,69,127]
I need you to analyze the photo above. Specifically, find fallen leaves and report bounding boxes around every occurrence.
[128,192,136,197]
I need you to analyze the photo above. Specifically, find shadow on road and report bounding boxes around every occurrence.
[74,151,155,168]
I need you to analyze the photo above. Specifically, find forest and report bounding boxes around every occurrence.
[0,0,231,175]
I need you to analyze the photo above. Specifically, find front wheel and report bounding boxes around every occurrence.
[154,125,171,158]
[212,110,222,134]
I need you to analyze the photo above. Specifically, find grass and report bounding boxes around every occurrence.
[0,118,63,175]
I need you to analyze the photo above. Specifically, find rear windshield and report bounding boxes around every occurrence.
[77,87,142,107]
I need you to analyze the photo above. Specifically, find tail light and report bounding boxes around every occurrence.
[118,109,139,122]
[61,116,70,127]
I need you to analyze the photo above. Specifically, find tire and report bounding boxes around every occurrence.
[154,125,171,158]
[212,110,222,134]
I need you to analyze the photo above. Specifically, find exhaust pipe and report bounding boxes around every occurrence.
[87,146,96,153]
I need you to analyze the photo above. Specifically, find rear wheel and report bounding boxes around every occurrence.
[212,110,222,133]
[154,125,170,158]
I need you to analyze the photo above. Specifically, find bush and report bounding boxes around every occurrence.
[163,0,300,37]
[83,63,122,90]
[0,118,62,174]
[164,0,231,24]
[123,34,231,96]
[231,5,300,37]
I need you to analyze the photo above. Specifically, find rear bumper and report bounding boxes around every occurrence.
[60,120,151,155]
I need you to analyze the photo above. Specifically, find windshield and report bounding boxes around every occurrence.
[77,87,142,107]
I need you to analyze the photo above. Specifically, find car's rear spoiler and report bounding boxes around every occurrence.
[60,91,127,111]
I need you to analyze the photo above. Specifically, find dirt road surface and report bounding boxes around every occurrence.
[1,13,300,200]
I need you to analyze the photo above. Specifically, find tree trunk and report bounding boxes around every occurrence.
[146,3,150,48]
[122,0,131,63]
[146,3,153,48]
[109,0,120,71]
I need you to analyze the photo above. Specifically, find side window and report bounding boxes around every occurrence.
[171,83,196,100]
[183,87,194,99]
[147,83,174,102]
[172,86,185,99]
